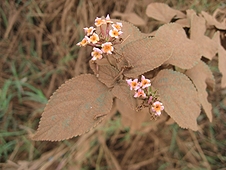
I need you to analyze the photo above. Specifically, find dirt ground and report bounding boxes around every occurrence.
[0,0,226,169]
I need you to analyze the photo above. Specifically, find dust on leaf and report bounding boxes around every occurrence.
[33,74,113,141]
[186,61,215,122]
[146,3,185,23]
[152,69,201,131]
[188,10,218,60]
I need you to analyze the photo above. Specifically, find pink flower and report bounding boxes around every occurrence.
[91,47,103,61]
[105,14,113,24]
[101,42,114,54]
[148,96,153,104]
[76,36,90,47]
[112,22,123,30]
[152,101,164,116]
[95,17,106,27]
[109,29,123,39]
[83,26,95,36]
[89,33,99,44]
[126,79,140,91]
[134,89,146,98]
[140,75,151,89]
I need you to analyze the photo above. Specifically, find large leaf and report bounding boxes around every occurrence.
[33,74,113,141]
[152,69,200,130]
[186,61,215,122]
[146,3,185,23]
[122,23,201,77]
[188,10,218,60]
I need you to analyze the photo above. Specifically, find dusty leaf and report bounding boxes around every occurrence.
[161,23,201,68]
[116,99,149,134]
[189,10,218,60]
[152,69,200,131]
[89,59,119,88]
[112,80,137,110]
[186,61,215,122]
[201,11,226,30]
[33,74,113,141]
[112,19,147,50]
[213,31,226,88]
[146,3,185,23]
[122,23,201,77]
[112,11,146,26]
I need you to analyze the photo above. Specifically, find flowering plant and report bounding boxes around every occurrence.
[33,12,217,141]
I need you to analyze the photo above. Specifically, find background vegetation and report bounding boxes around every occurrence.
[0,0,225,169]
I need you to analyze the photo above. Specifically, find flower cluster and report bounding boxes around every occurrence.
[126,75,164,116]
[76,14,123,61]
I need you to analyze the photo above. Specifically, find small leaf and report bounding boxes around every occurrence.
[146,3,185,23]
[186,61,215,122]
[213,31,226,88]
[33,74,113,141]
[188,10,218,60]
[116,98,149,134]
[112,12,146,26]
[112,19,147,50]
[201,11,226,30]
[112,80,137,110]
[152,69,200,131]
[89,59,119,88]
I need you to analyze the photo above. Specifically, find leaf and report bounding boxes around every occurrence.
[89,59,119,88]
[112,12,146,26]
[146,3,185,23]
[33,74,113,141]
[161,23,201,69]
[201,11,226,30]
[112,19,147,50]
[116,98,149,134]
[112,80,137,110]
[213,31,226,88]
[122,23,201,77]
[186,61,215,122]
[152,69,201,131]
[188,10,218,60]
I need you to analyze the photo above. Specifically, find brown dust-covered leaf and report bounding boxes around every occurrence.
[116,99,149,134]
[152,69,200,130]
[122,23,201,77]
[201,11,226,30]
[112,11,146,26]
[189,10,218,60]
[89,59,119,88]
[213,31,226,88]
[186,61,215,122]
[33,74,113,141]
[146,3,185,23]
[161,23,201,68]
[112,80,137,110]
[112,19,147,50]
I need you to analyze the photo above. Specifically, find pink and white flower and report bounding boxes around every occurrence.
[83,26,95,36]
[152,101,164,116]
[89,33,99,44]
[126,79,140,91]
[105,14,113,24]
[95,17,106,27]
[76,36,90,47]
[91,47,103,61]
[112,22,123,30]
[109,29,123,39]
[101,42,114,54]
[140,75,151,89]
[134,89,146,98]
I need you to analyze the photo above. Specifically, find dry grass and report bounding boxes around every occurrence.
[0,0,226,169]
